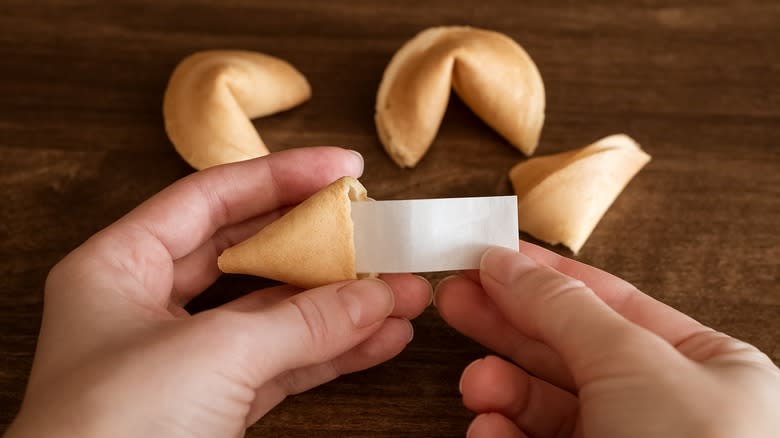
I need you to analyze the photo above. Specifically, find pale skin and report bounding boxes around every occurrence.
[6,147,432,437]
[435,244,780,437]
[6,147,779,437]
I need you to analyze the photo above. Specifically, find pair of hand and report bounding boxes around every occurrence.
[7,148,779,437]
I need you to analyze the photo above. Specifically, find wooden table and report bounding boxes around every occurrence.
[1,1,778,436]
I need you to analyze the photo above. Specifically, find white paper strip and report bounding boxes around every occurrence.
[351,196,519,273]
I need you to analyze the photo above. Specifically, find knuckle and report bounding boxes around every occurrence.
[678,329,768,364]
[193,177,231,228]
[526,271,592,330]
[502,264,603,349]
[287,294,330,356]
[516,266,590,309]
[608,285,643,316]
[675,329,735,361]
[537,278,590,308]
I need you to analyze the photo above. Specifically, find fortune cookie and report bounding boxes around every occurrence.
[218,176,368,289]
[163,50,311,170]
[375,26,545,168]
[509,134,651,253]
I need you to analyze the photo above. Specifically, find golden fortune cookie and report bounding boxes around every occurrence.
[509,134,651,253]
[218,176,368,289]
[163,50,311,170]
[376,26,545,168]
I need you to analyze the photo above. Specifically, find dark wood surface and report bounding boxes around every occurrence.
[1,1,778,436]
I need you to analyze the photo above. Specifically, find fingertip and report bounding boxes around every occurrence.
[432,274,461,308]
[338,278,394,329]
[463,355,579,438]
[347,149,365,177]
[408,274,433,311]
[418,275,434,307]
[366,277,396,313]
[518,240,560,267]
[405,318,414,344]
[480,246,532,286]
[480,245,519,264]
[317,146,364,178]
[379,273,431,319]
[468,413,526,438]
[460,355,517,411]
[459,357,484,394]
[432,274,487,326]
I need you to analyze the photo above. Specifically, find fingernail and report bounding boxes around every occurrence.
[432,274,459,308]
[405,319,414,343]
[348,149,364,175]
[338,279,394,329]
[415,274,434,307]
[480,246,534,286]
[459,358,483,394]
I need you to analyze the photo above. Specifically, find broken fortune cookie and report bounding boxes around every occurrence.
[375,26,545,168]
[509,134,651,253]
[217,176,368,289]
[163,50,311,170]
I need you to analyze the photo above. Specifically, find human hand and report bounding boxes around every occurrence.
[6,147,432,438]
[435,242,779,438]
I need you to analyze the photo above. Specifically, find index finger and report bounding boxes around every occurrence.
[108,147,363,261]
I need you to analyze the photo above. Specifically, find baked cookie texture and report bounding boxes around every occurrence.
[509,134,651,253]
[218,177,368,289]
[164,50,311,169]
[375,26,545,168]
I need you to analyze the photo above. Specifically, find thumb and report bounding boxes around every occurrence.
[215,278,395,387]
[479,247,678,385]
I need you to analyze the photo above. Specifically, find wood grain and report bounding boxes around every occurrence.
[1,1,778,436]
